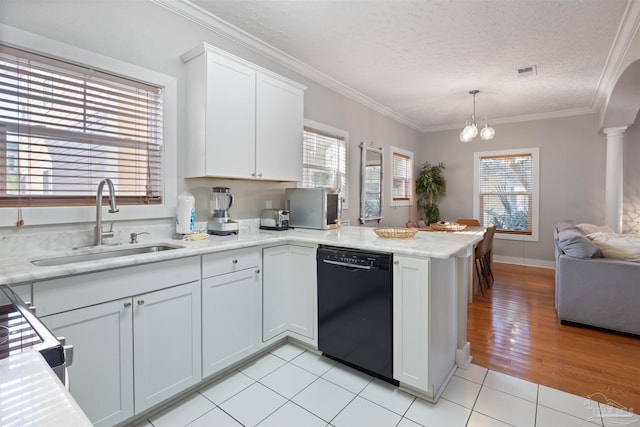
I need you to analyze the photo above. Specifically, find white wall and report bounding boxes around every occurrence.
[419,114,612,265]
[0,0,421,229]
[624,111,640,233]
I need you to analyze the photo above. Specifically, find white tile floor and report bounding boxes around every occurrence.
[139,342,639,427]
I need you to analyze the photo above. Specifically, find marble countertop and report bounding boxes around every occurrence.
[1,226,483,285]
[0,351,92,426]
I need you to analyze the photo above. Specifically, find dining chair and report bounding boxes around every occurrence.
[474,224,497,296]
[457,218,481,226]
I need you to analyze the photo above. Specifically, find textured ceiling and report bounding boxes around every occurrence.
[188,0,630,131]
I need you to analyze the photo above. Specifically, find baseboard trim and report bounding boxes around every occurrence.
[493,255,555,269]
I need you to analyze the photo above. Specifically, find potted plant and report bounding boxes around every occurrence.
[416,162,446,225]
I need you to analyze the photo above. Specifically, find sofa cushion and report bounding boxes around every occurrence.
[557,229,602,258]
[588,232,640,262]
[556,221,579,232]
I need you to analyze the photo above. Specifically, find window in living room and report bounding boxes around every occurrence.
[473,148,539,241]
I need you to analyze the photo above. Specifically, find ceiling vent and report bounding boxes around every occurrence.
[516,65,537,78]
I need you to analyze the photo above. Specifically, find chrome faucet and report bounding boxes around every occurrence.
[95,178,119,245]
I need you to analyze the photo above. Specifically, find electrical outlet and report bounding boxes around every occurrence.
[266,200,272,209]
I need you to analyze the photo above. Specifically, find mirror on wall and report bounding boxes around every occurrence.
[359,142,384,224]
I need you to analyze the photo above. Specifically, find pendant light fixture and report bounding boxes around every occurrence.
[460,90,495,143]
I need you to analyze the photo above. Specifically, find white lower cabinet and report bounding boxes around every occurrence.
[262,244,317,345]
[35,257,202,426]
[201,248,262,379]
[42,281,201,425]
[42,298,134,427]
[133,282,202,412]
[393,255,458,400]
[393,255,430,392]
[202,267,261,378]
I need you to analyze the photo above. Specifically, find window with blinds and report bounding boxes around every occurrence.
[302,126,346,199]
[392,149,412,202]
[0,44,163,208]
[478,152,533,234]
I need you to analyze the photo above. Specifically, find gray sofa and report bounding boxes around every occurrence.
[554,221,640,335]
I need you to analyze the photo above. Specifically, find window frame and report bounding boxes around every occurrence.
[0,24,177,227]
[301,118,349,210]
[473,147,540,242]
[390,145,413,207]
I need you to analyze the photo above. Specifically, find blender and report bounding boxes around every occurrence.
[207,187,239,235]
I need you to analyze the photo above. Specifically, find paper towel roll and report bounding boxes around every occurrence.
[176,192,195,234]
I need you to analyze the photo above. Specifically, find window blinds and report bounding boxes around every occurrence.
[392,152,411,201]
[0,45,163,207]
[302,127,346,195]
[478,153,533,234]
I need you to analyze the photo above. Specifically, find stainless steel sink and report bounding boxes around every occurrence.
[31,244,184,267]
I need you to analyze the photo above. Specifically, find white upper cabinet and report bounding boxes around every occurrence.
[182,43,305,181]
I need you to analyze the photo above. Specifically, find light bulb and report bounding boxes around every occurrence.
[480,124,495,140]
[461,123,477,140]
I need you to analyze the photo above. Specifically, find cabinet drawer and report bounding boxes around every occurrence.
[202,248,260,278]
[33,256,201,317]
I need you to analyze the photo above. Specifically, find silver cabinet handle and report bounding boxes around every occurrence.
[251,172,256,177]
[137,300,144,305]
[258,172,263,178]
[232,259,238,264]
[394,260,400,265]
[124,302,132,308]
[255,269,260,274]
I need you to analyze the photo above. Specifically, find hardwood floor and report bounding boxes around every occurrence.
[467,262,640,414]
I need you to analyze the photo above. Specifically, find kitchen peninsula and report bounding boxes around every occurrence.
[1,225,482,426]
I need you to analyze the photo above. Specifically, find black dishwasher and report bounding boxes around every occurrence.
[317,245,397,385]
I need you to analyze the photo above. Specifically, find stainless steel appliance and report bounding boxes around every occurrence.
[0,285,72,386]
[260,209,290,230]
[285,188,340,230]
[316,246,397,385]
[207,186,238,235]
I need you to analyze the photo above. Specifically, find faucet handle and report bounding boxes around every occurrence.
[130,232,149,244]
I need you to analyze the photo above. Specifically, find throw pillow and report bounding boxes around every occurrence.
[557,229,602,258]
[587,232,640,262]
[577,223,615,234]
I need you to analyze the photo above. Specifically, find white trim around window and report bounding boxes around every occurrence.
[0,24,177,227]
[473,147,540,242]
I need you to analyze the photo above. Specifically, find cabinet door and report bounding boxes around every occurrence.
[255,72,304,181]
[393,256,430,391]
[204,53,256,179]
[133,281,202,413]
[202,268,261,378]
[42,298,134,427]
[262,245,291,341]
[288,245,316,341]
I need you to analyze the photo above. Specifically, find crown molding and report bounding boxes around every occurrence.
[591,0,640,113]
[151,0,425,132]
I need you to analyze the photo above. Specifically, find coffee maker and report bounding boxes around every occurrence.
[207,187,239,235]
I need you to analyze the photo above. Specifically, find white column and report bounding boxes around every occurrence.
[603,126,627,233]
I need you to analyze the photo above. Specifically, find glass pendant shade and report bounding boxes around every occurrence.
[480,124,495,140]
[460,122,477,142]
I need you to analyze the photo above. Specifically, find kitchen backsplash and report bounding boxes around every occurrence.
[0,218,261,260]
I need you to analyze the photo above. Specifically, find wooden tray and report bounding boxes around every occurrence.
[430,222,467,231]
[374,227,418,238]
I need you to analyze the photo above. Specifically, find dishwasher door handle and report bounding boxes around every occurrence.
[321,259,372,270]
